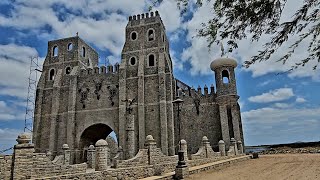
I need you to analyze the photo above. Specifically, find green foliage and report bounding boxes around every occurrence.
[152,0,320,70]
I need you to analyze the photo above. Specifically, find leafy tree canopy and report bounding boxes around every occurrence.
[151,0,319,70]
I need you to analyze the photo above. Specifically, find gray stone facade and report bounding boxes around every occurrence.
[33,11,244,163]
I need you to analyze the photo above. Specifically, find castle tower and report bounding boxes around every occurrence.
[210,58,243,149]
[118,11,175,156]
[33,36,98,155]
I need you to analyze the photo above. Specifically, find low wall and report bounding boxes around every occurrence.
[0,155,12,179]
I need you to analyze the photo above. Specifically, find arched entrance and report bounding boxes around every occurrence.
[79,123,114,162]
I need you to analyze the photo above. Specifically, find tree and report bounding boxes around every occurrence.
[151,0,319,70]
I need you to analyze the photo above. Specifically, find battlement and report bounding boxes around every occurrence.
[128,11,160,21]
[79,64,120,77]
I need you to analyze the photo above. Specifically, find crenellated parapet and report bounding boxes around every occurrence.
[128,11,160,21]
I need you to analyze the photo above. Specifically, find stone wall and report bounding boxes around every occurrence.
[0,155,12,179]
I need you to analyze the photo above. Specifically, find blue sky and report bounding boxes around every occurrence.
[0,0,319,152]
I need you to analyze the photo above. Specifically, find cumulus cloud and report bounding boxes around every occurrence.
[248,88,294,103]
[242,106,320,145]
[178,1,320,80]
[296,97,307,103]
[0,128,24,153]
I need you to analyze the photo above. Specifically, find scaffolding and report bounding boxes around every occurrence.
[24,56,41,132]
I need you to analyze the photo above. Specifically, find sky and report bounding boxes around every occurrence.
[0,0,319,153]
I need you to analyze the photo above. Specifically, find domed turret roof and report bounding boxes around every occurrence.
[210,57,237,71]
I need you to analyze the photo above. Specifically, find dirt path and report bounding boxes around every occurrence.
[187,154,320,180]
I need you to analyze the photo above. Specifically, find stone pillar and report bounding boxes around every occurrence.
[138,52,145,149]
[202,136,210,158]
[62,144,70,165]
[126,114,135,159]
[12,133,34,179]
[218,140,226,156]
[231,138,238,155]
[218,104,230,149]
[87,145,95,169]
[95,139,108,171]
[231,102,241,142]
[179,139,188,161]
[145,135,157,165]
[237,141,244,154]
[159,52,168,155]
[46,151,53,161]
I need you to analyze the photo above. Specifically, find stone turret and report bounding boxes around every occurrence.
[211,57,243,150]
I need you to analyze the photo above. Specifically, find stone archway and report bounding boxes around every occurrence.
[79,123,114,162]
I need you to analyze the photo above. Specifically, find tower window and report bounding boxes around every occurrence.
[222,70,230,84]
[148,54,155,67]
[131,31,137,40]
[49,69,55,80]
[148,29,155,41]
[53,46,58,57]
[66,67,71,74]
[130,57,136,66]
[82,47,86,57]
[67,43,73,51]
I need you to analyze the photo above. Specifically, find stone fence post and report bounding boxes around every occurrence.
[238,141,244,154]
[202,136,210,158]
[231,138,238,155]
[87,145,95,169]
[62,144,70,165]
[179,139,188,161]
[218,140,226,156]
[95,139,108,171]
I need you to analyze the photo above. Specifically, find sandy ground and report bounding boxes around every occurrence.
[187,154,320,180]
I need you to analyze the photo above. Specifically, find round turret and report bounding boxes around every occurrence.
[211,57,238,97]
[210,57,237,71]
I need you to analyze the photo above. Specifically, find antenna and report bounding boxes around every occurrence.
[24,56,41,132]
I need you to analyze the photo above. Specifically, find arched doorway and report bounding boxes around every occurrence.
[79,123,115,162]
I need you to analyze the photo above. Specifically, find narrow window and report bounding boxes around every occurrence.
[49,69,55,80]
[131,32,137,40]
[82,47,86,57]
[130,57,136,65]
[67,43,73,51]
[66,67,71,74]
[53,46,58,57]
[148,54,155,67]
[222,70,230,84]
[148,29,154,41]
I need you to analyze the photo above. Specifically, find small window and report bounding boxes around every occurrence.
[66,67,71,74]
[148,29,154,41]
[222,70,230,84]
[162,34,165,42]
[53,46,58,57]
[131,32,137,40]
[67,43,73,51]
[82,47,86,57]
[49,69,55,80]
[148,54,155,67]
[130,57,136,66]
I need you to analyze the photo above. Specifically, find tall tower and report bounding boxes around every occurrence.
[33,36,98,154]
[210,57,244,149]
[118,11,175,156]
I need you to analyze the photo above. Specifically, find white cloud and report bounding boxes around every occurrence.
[273,103,292,109]
[0,128,25,152]
[155,0,182,32]
[296,97,307,103]
[248,88,294,103]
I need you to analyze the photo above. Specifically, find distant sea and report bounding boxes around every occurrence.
[245,146,269,153]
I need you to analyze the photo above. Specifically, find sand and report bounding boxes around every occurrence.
[187,154,320,180]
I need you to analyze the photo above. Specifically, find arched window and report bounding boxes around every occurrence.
[49,69,55,80]
[67,43,73,51]
[53,46,58,57]
[130,57,136,66]
[65,67,71,74]
[148,29,154,41]
[82,47,86,57]
[148,54,155,67]
[222,70,230,84]
[131,31,137,40]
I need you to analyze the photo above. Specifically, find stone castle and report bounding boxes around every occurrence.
[32,11,244,164]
